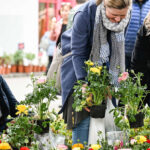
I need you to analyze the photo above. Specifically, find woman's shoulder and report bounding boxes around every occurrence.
[76,0,97,14]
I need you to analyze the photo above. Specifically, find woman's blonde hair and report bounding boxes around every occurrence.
[144,11,150,36]
[96,0,132,9]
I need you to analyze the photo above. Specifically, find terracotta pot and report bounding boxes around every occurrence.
[1,66,5,74]
[90,102,106,118]
[17,65,24,73]
[36,65,41,72]
[128,112,144,128]
[40,65,46,72]
[5,65,11,74]
[11,65,17,73]
[24,65,33,73]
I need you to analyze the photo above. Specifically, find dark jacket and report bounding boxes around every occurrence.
[125,0,150,56]
[131,25,150,106]
[0,75,19,131]
[60,0,97,113]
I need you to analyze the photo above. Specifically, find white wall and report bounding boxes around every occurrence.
[0,0,39,56]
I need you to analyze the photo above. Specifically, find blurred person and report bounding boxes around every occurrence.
[50,2,72,48]
[125,0,150,70]
[131,11,150,107]
[60,0,131,144]
[39,17,57,74]
[67,0,87,30]
[0,75,19,133]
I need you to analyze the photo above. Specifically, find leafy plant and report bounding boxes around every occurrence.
[25,53,35,65]
[23,74,58,120]
[1,53,13,65]
[3,105,35,149]
[13,50,24,65]
[112,71,150,122]
[50,110,72,148]
[73,60,111,112]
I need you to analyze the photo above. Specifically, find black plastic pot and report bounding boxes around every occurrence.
[128,112,145,128]
[90,103,106,118]
[11,147,19,150]
[35,119,50,134]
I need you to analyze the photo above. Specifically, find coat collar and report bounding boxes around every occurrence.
[134,0,148,4]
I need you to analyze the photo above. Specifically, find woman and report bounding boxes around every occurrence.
[50,2,71,47]
[131,11,150,107]
[60,0,132,144]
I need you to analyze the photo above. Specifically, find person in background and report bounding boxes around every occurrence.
[60,0,131,145]
[0,75,19,133]
[131,11,150,107]
[125,0,150,70]
[50,2,72,49]
[67,0,87,30]
[40,17,57,75]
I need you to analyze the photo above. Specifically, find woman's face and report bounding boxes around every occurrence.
[60,5,71,21]
[105,6,129,23]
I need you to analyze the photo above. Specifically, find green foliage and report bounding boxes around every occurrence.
[1,52,13,65]
[5,115,35,149]
[73,60,111,112]
[13,50,24,65]
[50,110,72,148]
[25,53,35,65]
[23,74,58,120]
[112,71,150,122]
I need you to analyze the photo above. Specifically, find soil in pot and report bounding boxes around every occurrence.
[34,119,50,134]
[90,102,106,118]
[128,112,144,128]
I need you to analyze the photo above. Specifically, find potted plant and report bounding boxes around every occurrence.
[2,105,35,150]
[50,110,72,149]
[13,50,24,72]
[112,71,150,128]
[2,53,13,74]
[73,60,111,118]
[23,74,58,134]
[24,52,35,73]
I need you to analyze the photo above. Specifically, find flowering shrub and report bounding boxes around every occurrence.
[71,143,103,150]
[3,105,35,149]
[23,74,58,120]
[111,71,150,129]
[129,135,150,149]
[73,60,110,112]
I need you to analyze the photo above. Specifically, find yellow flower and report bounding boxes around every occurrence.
[97,66,102,71]
[91,144,101,150]
[135,135,147,144]
[72,148,81,150]
[72,143,84,149]
[85,60,94,66]
[0,143,11,149]
[90,67,101,75]
[16,105,28,115]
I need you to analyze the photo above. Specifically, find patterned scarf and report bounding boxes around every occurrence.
[90,2,130,85]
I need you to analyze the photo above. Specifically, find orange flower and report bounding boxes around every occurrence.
[72,143,84,149]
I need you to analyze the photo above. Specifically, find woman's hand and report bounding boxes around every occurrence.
[82,84,91,112]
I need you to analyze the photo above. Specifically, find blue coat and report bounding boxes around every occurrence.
[60,0,97,113]
[0,75,18,132]
[125,0,150,56]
